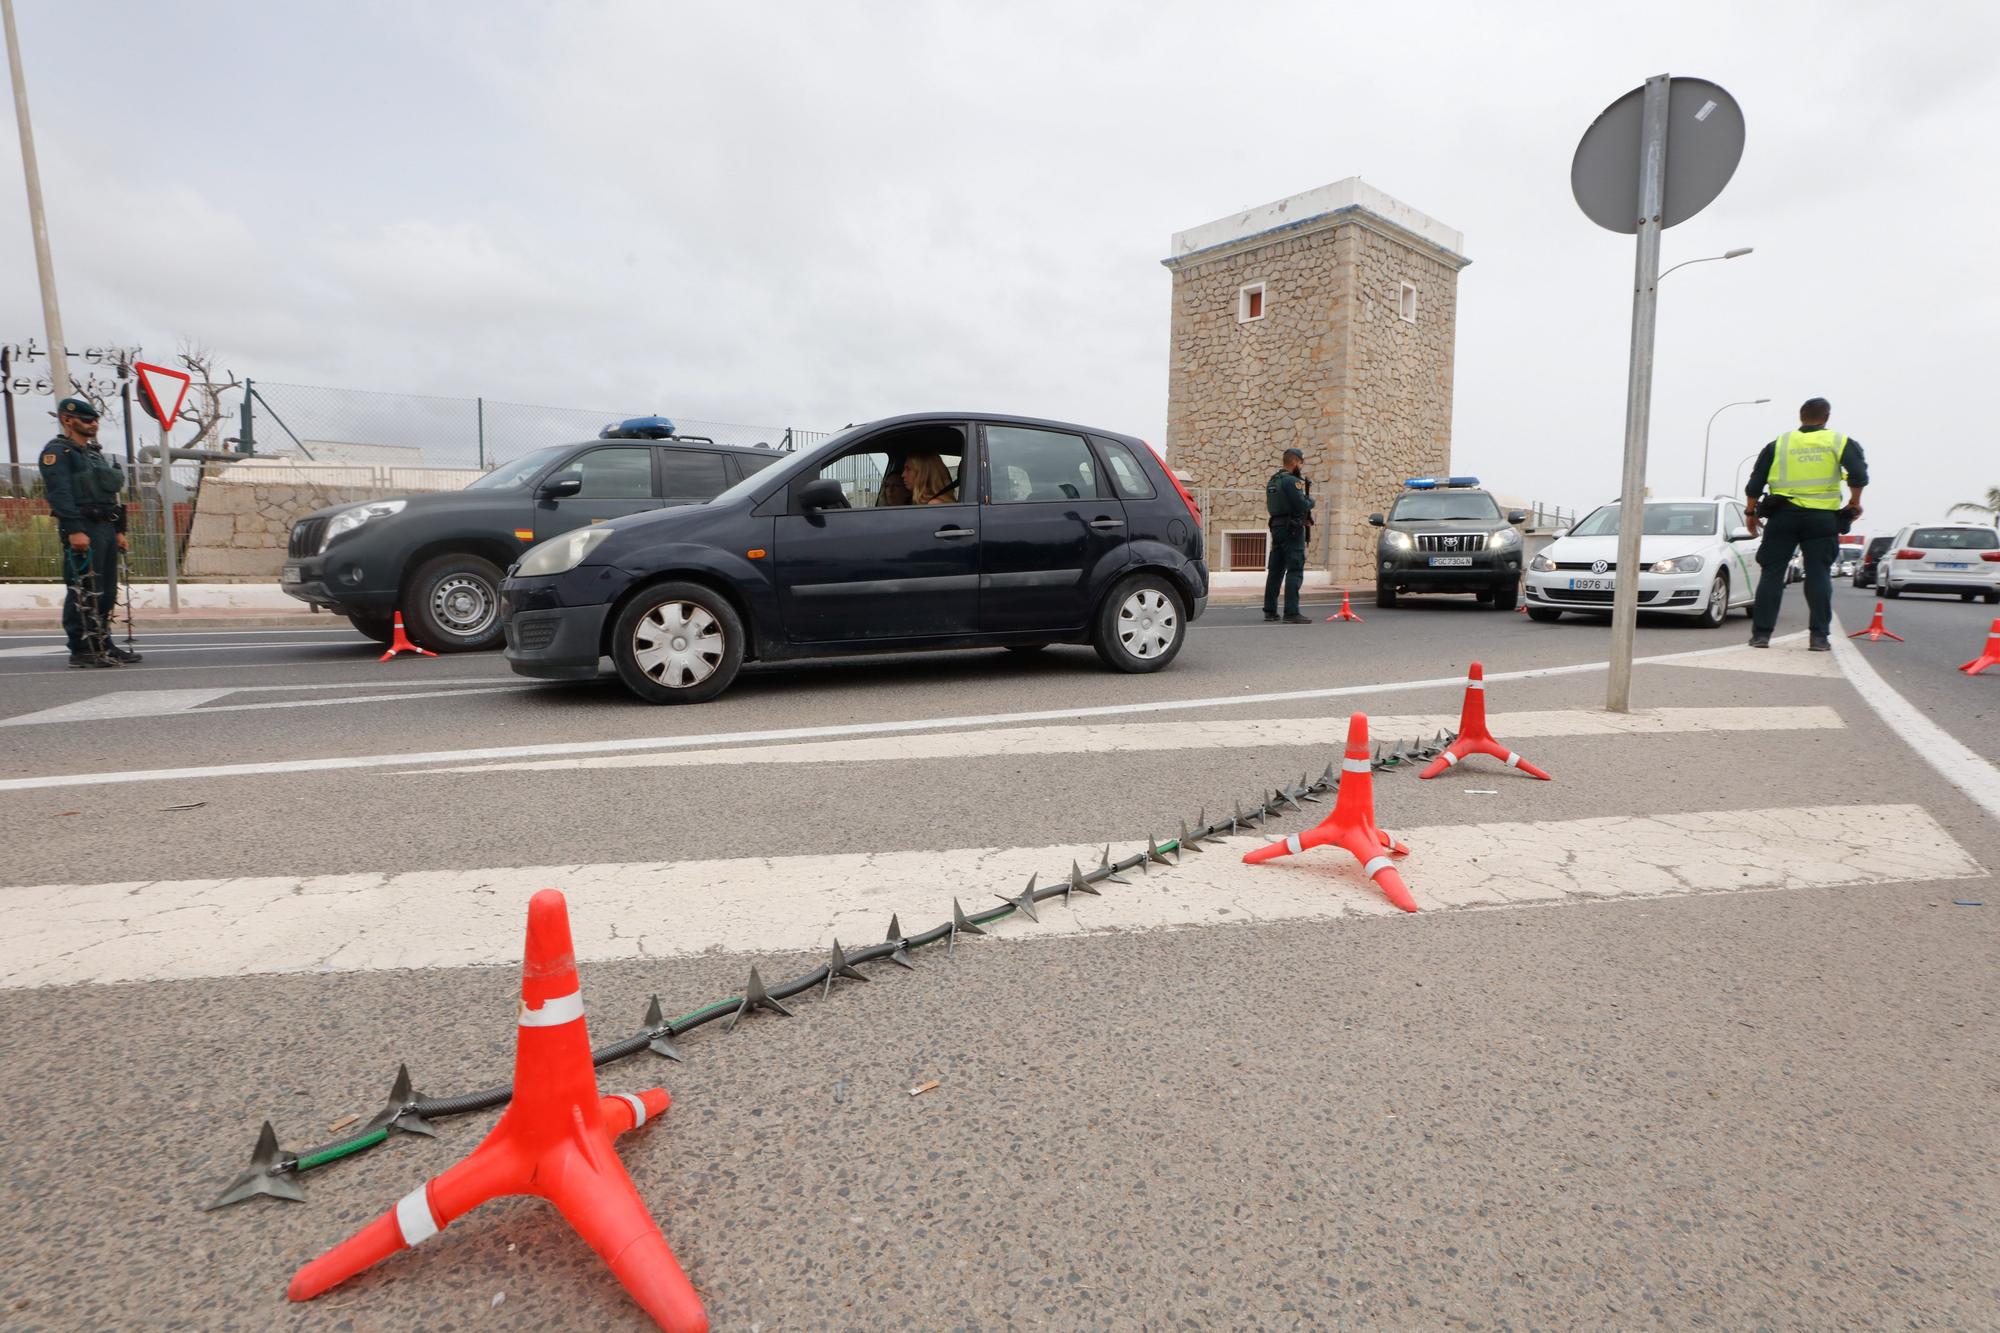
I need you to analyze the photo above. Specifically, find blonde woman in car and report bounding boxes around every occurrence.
[901,451,956,505]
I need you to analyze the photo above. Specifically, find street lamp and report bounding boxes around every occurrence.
[1733,450,1761,498]
[1702,397,1769,495]
[1660,246,1754,281]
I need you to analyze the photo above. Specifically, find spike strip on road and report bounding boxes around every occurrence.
[202,750,1433,1210]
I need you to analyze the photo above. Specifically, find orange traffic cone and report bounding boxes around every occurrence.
[1419,662,1552,781]
[1847,602,1904,643]
[1242,712,1417,912]
[1326,589,1363,622]
[1961,618,2000,675]
[379,611,438,662]
[288,890,707,1332]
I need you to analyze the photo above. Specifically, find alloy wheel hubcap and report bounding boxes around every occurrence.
[633,601,723,688]
[1117,589,1178,658]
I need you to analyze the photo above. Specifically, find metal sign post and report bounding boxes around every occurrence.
[1572,75,1746,713]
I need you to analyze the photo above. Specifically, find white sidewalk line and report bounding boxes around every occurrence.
[0,803,1974,989]
[415,706,1845,775]
[0,634,1806,793]
[1828,614,2000,821]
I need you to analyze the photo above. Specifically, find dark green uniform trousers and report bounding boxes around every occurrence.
[1263,525,1307,617]
[1751,504,1840,640]
[60,522,119,655]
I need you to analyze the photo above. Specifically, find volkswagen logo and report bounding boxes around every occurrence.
[1591,559,1609,574]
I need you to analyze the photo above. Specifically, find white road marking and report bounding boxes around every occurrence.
[1667,636,1844,678]
[1,677,527,726]
[0,635,1806,793]
[418,706,1845,774]
[0,803,1975,989]
[0,642,370,659]
[1829,614,2000,821]
[0,628,362,641]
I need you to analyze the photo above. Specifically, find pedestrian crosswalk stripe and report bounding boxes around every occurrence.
[0,803,1972,990]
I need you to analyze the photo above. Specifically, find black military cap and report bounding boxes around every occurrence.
[1282,447,1304,461]
[56,396,100,420]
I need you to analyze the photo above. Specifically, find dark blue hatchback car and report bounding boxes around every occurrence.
[500,412,1209,703]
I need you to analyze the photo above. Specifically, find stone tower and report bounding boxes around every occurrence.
[1161,178,1470,585]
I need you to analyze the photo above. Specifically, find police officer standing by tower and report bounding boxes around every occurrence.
[1263,446,1315,623]
[1743,396,1867,652]
[39,396,141,668]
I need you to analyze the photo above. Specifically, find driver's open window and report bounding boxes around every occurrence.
[809,424,968,509]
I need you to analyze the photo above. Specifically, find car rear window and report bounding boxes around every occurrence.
[1092,437,1156,500]
[987,425,1101,504]
[1909,527,1998,549]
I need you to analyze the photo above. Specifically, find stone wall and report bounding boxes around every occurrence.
[1163,183,1467,585]
[181,471,461,578]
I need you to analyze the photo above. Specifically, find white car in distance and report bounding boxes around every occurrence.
[1873,522,2000,603]
[1523,497,1761,627]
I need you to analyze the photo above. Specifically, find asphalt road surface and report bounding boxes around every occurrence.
[1,587,1994,1330]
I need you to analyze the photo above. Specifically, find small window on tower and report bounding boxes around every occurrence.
[1399,282,1418,323]
[1237,282,1266,323]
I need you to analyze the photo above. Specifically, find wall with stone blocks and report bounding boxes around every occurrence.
[181,473,461,578]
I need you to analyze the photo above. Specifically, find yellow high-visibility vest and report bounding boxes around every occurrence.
[1768,429,1847,510]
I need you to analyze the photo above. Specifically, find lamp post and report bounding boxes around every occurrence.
[1660,245,1754,282]
[1733,450,1762,498]
[1702,397,1769,495]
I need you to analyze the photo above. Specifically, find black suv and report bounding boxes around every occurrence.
[501,412,1208,703]
[1368,477,1528,608]
[1852,535,1893,588]
[281,435,782,651]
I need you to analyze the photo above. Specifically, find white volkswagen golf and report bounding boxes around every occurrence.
[1523,496,1762,627]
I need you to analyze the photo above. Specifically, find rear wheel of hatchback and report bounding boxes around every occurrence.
[1093,572,1186,674]
[611,581,746,704]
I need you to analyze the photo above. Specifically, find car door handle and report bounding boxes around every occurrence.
[934,526,976,539]
[1089,517,1126,530]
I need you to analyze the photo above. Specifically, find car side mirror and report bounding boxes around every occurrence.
[1550,528,1569,540]
[1367,512,1385,527]
[539,475,583,499]
[798,477,845,511]
[1727,526,1754,542]
[1507,509,1528,524]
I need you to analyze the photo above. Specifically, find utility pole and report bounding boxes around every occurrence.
[3,0,71,399]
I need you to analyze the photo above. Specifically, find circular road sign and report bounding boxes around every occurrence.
[1572,77,1745,233]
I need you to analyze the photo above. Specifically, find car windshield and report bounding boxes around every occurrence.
[1391,491,1500,521]
[1910,527,1999,550]
[1570,502,1717,538]
[467,444,572,490]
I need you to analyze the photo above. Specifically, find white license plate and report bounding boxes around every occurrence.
[1935,562,1971,570]
[1428,556,1472,567]
[281,564,301,583]
[1569,577,1614,591]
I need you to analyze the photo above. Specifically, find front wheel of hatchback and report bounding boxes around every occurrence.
[407,553,506,652]
[1697,573,1729,628]
[611,582,745,704]
[1093,574,1185,674]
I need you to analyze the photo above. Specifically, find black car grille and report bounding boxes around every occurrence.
[1416,532,1486,553]
[1553,560,1619,571]
[513,617,558,651]
[289,517,329,557]
[1542,588,1661,604]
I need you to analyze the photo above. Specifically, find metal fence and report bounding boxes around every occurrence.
[242,381,832,470]
[0,461,195,583]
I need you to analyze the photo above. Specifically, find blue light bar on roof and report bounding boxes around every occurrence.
[1404,475,1482,489]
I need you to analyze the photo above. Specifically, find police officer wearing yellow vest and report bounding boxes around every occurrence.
[1744,397,1867,652]
[39,395,141,668]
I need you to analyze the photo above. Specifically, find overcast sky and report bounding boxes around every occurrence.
[4,0,1996,529]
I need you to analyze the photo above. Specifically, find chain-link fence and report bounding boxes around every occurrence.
[0,461,196,582]
[242,381,832,470]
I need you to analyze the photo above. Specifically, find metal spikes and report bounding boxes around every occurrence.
[1066,860,1101,903]
[821,940,870,999]
[1096,845,1130,885]
[724,966,794,1032]
[360,1063,437,1139]
[1147,834,1177,868]
[947,898,987,955]
[203,1121,305,1210]
[1178,819,1206,853]
[999,876,1041,924]
[641,995,684,1061]
[883,915,916,970]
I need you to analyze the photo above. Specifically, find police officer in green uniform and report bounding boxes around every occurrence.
[1263,446,1315,623]
[39,395,141,668]
[1744,396,1868,652]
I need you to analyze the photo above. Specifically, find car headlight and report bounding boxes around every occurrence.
[1648,555,1704,574]
[1530,553,1556,573]
[516,526,614,578]
[1381,530,1414,552]
[320,499,405,551]
[1489,527,1521,548]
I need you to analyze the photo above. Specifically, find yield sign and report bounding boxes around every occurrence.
[133,361,192,427]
